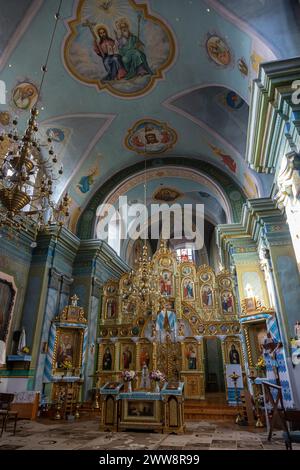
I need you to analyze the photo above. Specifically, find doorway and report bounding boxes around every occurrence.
[204,337,225,394]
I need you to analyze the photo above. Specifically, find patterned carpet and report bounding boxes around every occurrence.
[0,418,298,450]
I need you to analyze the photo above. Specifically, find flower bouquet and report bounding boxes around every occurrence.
[121,370,136,392]
[150,370,166,392]
[61,360,73,369]
[21,346,30,354]
[255,356,266,377]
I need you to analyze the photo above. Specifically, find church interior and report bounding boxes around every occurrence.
[0,0,300,453]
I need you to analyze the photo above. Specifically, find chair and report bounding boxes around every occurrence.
[0,393,18,437]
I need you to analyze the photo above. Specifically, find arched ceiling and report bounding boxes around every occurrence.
[0,0,298,230]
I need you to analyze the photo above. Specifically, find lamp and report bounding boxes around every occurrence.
[0,0,70,236]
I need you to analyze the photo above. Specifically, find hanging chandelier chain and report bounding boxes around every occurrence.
[0,0,71,237]
[37,0,63,102]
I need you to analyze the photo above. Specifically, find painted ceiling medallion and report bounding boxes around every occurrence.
[64,0,175,98]
[11,81,38,111]
[125,119,177,154]
[205,34,232,67]
[153,187,182,202]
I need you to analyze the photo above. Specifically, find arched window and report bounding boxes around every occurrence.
[107,211,121,256]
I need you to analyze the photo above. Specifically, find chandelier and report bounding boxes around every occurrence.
[125,145,160,308]
[128,243,159,305]
[0,0,70,235]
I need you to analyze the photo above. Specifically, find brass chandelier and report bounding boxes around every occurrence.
[0,0,70,235]
[125,148,160,308]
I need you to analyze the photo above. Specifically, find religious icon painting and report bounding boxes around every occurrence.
[64,0,176,98]
[182,278,195,300]
[11,81,38,111]
[219,277,231,288]
[107,284,117,294]
[120,343,135,370]
[0,279,15,342]
[182,266,192,276]
[139,343,152,369]
[200,272,210,282]
[205,33,233,68]
[220,324,229,334]
[208,324,217,334]
[221,290,234,314]
[153,186,182,202]
[0,111,11,127]
[110,328,118,337]
[126,119,177,154]
[198,324,205,334]
[54,328,82,370]
[102,344,114,371]
[131,326,139,336]
[231,324,240,334]
[225,340,242,365]
[183,306,190,316]
[99,328,108,337]
[201,284,214,308]
[190,315,198,325]
[160,257,172,268]
[185,343,198,370]
[106,298,117,319]
[120,327,129,337]
[160,270,173,297]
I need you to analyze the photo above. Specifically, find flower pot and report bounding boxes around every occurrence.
[155,381,160,393]
[127,381,132,393]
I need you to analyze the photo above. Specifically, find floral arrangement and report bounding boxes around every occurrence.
[61,360,73,370]
[255,356,266,371]
[21,346,30,354]
[149,370,166,382]
[121,370,136,382]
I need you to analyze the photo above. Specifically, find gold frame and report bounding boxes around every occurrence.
[120,342,136,371]
[224,337,243,366]
[99,343,115,372]
[181,277,195,301]
[52,327,84,372]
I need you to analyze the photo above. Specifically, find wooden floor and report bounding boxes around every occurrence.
[184,393,238,421]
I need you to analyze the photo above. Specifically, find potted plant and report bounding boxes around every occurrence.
[149,370,166,393]
[121,370,136,392]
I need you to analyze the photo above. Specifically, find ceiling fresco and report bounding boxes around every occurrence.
[0,0,298,233]
[64,0,176,97]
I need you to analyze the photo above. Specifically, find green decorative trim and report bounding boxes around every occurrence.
[77,157,246,239]
[0,368,35,377]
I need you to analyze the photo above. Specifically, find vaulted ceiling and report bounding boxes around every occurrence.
[0,0,299,233]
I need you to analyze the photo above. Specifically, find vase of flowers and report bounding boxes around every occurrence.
[62,360,73,376]
[255,356,266,377]
[150,370,166,392]
[121,370,136,392]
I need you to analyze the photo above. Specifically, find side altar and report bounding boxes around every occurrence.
[42,295,88,419]
[99,381,185,434]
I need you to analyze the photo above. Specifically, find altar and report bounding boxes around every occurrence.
[99,381,185,434]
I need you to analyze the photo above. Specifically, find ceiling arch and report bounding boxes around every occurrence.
[75,156,246,239]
